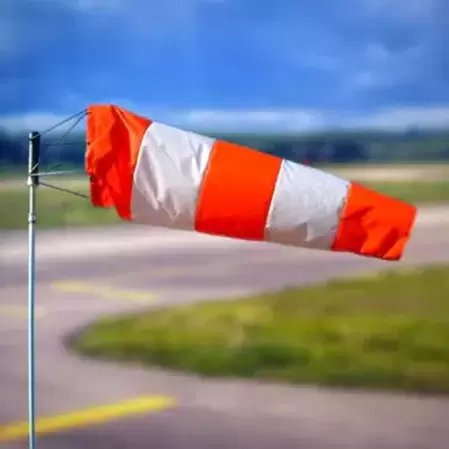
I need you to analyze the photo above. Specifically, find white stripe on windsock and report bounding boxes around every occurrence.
[131,122,214,230]
[265,160,350,250]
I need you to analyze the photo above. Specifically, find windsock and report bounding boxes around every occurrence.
[85,105,417,261]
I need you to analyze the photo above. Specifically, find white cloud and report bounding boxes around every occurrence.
[171,108,326,132]
[362,0,438,22]
[351,42,427,89]
[0,112,87,135]
[2,105,448,135]
[0,107,325,134]
[351,106,449,130]
[0,20,17,60]
[73,0,123,9]
[0,1,69,64]
[0,2,19,61]
[365,43,391,63]
[46,0,127,12]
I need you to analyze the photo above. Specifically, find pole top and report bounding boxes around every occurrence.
[28,131,40,140]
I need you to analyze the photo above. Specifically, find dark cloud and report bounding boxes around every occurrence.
[1,0,448,130]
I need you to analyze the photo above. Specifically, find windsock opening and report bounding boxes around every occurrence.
[85,104,152,220]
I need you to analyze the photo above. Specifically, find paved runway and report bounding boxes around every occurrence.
[1,207,449,448]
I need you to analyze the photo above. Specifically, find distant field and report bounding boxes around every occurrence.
[325,164,449,182]
[0,165,448,230]
[0,178,119,230]
[0,176,89,191]
[1,163,448,187]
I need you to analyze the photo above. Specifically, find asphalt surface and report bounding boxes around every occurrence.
[1,208,449,448]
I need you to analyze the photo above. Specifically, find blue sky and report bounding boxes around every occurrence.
[1,0,449,133]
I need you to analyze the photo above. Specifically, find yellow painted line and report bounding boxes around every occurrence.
[51,281,159,303]
[0,305,46,319]
[0,395,176,443]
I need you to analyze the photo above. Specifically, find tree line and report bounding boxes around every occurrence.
[1,127,449,171]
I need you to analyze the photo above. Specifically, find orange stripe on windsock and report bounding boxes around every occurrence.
[194,141,282,240]
[331,182,417,261]
[85,105,151,220]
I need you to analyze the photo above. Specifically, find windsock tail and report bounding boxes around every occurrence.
[85,104,417,261]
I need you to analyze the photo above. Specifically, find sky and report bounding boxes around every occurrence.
[1,0,449,134]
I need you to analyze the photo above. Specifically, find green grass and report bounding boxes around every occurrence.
[361,180,449,204]
[0,178,121,230]
[1,178,449,230]
[72,264,449,394]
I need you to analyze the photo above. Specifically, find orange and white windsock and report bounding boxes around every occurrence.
[85,105,417,261]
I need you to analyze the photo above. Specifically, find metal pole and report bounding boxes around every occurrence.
[27,131,40,449]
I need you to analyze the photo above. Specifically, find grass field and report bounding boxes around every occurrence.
[72,264,449,394]
[0,176,449,230]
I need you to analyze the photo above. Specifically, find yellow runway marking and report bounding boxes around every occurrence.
[0,305,46,319]
[0,395,177,443]
[51,281,159,303]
